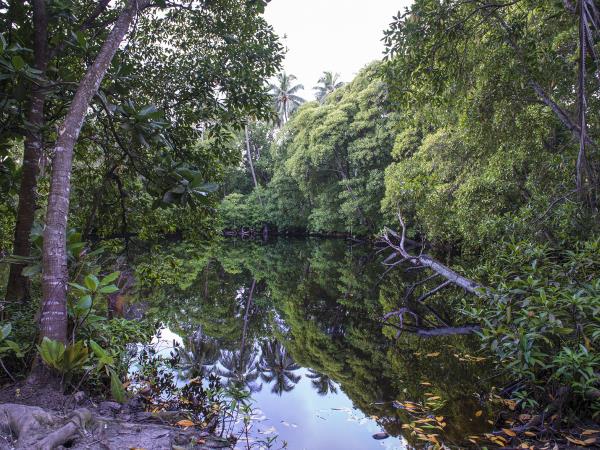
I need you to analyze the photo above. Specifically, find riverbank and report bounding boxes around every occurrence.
[0,382,231,449]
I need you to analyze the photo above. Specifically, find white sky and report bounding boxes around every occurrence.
[264,0,412,100]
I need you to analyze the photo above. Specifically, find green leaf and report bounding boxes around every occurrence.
[5,340,23,357]
[0,323,11,340]
[76,294,92,311]
[21,264,41,277]
[110,369,127,403]
[62,341,89,372]
[38,337,65,371]
[84,274,99,291]
[100,271,120,285]
[11,55,25,70]
[138,104,159,117]
[75,31,86,47]
[89,339,107,358]
[68,282,89,293]
[99,285,119,294]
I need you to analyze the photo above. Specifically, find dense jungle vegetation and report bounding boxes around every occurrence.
[0,0,599,448]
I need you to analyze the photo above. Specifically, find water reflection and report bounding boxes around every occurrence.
[137,238,494,448]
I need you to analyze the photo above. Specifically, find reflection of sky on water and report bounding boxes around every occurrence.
[149,328,406,450]
[237,367,406,450]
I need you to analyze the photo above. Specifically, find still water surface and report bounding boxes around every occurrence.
[138,238,493,449]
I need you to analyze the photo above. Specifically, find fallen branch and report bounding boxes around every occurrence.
[381,213,487,297]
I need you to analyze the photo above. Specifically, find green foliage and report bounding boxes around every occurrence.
[37,338,89,374]
[380,0,599,252]
[68,271,120,324]
[89,340,127,403]
[0,322,25,379]
[219,192,266,231]
[221,63,398,235]
[464,239,600,416]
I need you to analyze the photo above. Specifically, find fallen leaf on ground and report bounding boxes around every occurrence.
[475,410,483,417]
[176,419,195,427]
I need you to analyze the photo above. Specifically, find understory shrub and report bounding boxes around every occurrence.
[464,239,600,418]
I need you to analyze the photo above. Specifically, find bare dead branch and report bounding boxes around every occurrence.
[416,280,452,303]
[382,213,486,296]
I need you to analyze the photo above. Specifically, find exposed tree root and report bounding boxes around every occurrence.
[0,402,230,449]
[0,403,89,449]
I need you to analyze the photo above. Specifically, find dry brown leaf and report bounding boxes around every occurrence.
[502,428,517,437]
[435,416,444,422]
[565,436,587,446]
[426,352,440,357]
[584,437,597,445]
[420,381,432,386]
[582,429,600,435]
[524,431,536,437]
[475,410,483,417]
[176,419,195,428]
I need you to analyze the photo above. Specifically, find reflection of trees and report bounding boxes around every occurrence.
[306,369,337,396]
[258,340,301,395]
[218,347,263,393]
[141,239,497,447]
[176,328,220,380]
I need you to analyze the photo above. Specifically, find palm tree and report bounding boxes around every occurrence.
[258,340,301,395]
[218,346,263,393]
[306,369,338,396]
[269,72,304,126]
[313,71,344,103]
[176,328,221,380]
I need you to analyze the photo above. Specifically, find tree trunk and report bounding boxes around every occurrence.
[244,124,263,207]
[245,125,259,189]
[5,0,48,303]
[40,0,143,344]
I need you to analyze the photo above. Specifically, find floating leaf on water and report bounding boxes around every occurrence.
[372,432,389,440]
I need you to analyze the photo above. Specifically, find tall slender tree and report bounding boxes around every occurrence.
[5,0,48,302]
[40,0,146,343]
[269,72,304,126]
[313,71,343,103]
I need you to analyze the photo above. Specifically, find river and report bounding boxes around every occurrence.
[134,238,495,449]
